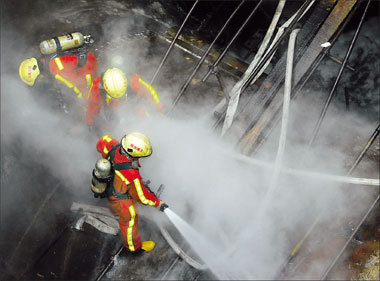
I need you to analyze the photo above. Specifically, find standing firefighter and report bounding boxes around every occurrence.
[93,132,167,253]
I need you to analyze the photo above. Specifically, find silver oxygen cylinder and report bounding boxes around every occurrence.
[91,158,112,195]
[39,32,86,55]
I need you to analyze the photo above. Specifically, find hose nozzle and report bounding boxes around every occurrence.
[160,203,169,212]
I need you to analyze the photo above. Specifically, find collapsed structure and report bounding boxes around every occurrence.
[1,0,379,280]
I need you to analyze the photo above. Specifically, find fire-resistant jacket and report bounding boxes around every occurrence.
[49,49,98,99]
[96,135,161,207]
[85,76,122,125]
[85,74,162,125]
[131,74,163,111]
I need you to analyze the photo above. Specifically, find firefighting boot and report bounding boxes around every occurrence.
[141,241,155,252]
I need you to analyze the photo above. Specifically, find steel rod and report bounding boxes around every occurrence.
[241,0,315,93]
[150,0,199,85]
[168,0,246,114]
[320,194,379,280]
[213,0,314,131]
[308,0,371,146]
[260,0,363,158]
[160,256,181,280]
[201,0,263,83]
[327,53,355,72]
[347,123,380,175]
[96,244,124,281]
[291,0,361,102]
[220,0,286,135]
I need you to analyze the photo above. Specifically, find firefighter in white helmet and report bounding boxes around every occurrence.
[95,132,168,253]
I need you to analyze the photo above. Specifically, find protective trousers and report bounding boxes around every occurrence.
[108,199,142,251]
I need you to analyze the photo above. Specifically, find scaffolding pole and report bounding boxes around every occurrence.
[150,0,199,85]
[167,0,246,114]
[347,123,380,175]
[201,0,263,83]
[308,0,371,146]
[213,0,314,132]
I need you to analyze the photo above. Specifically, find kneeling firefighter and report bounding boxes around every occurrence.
[19,32,97,95]
[92,132,168,253]
[19,32,99,120]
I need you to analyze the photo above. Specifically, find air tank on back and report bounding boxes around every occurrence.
[40,32,86,55]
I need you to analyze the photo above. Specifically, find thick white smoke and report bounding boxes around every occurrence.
[1,1,378,280]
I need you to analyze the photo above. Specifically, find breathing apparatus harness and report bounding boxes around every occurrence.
[104,144,139,199]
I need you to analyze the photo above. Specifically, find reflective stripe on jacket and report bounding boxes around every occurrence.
[96,135,160,207]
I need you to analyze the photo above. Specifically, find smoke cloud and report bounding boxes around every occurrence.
[1,1,378,280]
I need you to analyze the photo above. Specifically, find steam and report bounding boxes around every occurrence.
[1,1,379,280]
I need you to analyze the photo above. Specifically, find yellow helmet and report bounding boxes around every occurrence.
[102,68,128,98]
[19,57,40,86]
[121,132,152,158]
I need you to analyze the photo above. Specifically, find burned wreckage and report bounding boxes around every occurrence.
[1,0,379,280]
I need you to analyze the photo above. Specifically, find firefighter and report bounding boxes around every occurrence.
[19,48,98,118]
[95,132,168,253]
[19,49,98,95]
[85,69,163,126]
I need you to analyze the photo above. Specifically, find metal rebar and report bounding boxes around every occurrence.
[167,0,246,114]
[308,0,371,147]
[291,0,362,102]
[275,124,379,278]
[320,194,380,280]
[213,0,314,131]
[201,0,263,83]
[260,0,363,154]
[96,244,124,281]
[327,53,356,72]
[150,0,199,85]
[160,256,181,280]
[347,124,380,175]
[241,0,315,93]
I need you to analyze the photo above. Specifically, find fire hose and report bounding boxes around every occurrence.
[95,184,206,281]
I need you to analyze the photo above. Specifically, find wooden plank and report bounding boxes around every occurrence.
[239,0,357,155]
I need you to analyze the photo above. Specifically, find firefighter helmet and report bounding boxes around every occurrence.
[121,132,152,158]
[19,57,40,86]
[102,68,128,98]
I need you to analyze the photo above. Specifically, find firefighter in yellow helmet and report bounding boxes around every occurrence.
[85,68,128,125]
[86,68,164,125]
[95,132,168,253]
[19,48,99,118]
[19,57,42,86]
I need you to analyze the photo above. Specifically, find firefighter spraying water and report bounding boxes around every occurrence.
[93,132,168,254]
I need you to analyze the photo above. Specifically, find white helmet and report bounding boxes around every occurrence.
[121,132,152,158]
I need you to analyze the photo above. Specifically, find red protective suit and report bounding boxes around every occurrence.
[85,73,163,125]
[85,77,122,125]
[96,135,160,252]
[48,49,98,99]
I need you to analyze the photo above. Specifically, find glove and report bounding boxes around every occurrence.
[157,201,169,212]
